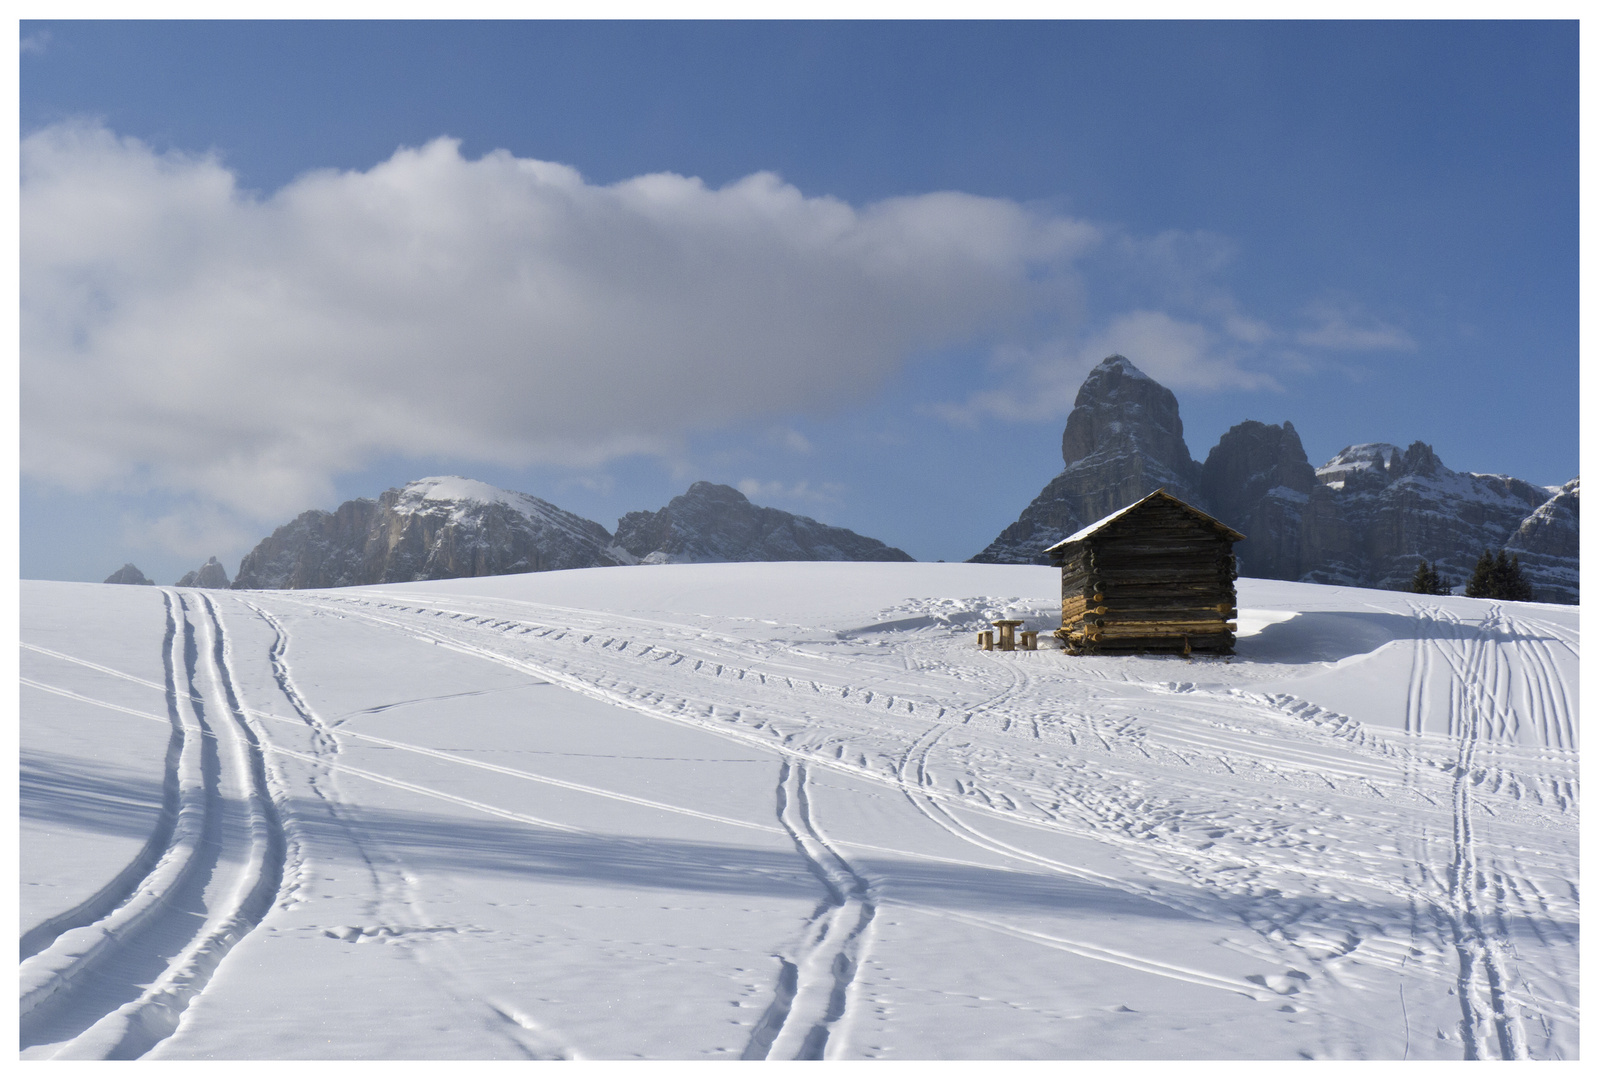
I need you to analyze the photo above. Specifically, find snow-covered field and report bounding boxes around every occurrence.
[19,564,1579,1059]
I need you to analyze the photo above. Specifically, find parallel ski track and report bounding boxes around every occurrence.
[18,592,185,962]
[271,599,1356,946]
[1417,605,1532,1059]
[20,591,287,1060]
[278,592,1572,921]
[28,585,1576,1057]
[743,759,876,1060]
[251,589,1574,1055]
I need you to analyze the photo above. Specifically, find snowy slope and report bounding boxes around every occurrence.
[19,565,1578,1059]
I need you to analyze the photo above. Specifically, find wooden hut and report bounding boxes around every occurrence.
[1045,490,1245,655]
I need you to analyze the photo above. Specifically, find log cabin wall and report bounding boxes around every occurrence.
[1049,491,1241,655]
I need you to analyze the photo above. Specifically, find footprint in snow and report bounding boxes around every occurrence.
[324,924,458,943]
[1246,973,1308,995]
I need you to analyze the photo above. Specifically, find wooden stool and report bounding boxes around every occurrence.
[977,630,994,650]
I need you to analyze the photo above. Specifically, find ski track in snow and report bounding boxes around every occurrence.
[266,587,1577,1057]
[234,597,580,1060]
[20,591,287,1059]
[18,575,1578,1059]
[741,759,876,1060]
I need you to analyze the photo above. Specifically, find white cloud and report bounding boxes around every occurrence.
[736,478,845,507]
[933,310,1279,426]
[1295,300,1416,352]
[1082,311,1280,393]
[22,122,1099,531]
[768,426,814,454]
[119,502,262,568]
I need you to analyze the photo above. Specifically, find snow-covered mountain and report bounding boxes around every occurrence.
[231,476,635,589]
[614,481,913,564]
[973,356,1579,603]
[1295,441,1574,599]
[232,476,913,589]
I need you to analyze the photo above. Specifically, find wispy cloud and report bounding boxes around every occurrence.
[926,224,1423,430]
[21,29,51,55]
[1295,300,1416,352]
[737,478,845,507]
[767,426,813,454]
[932,309,1280,427]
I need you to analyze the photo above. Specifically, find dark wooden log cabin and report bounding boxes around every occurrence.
[1045,490,1245,655]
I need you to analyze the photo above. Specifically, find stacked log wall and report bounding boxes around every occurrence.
[1051,499,1239,655]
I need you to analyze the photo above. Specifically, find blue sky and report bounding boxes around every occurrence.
[20,20,1578,583]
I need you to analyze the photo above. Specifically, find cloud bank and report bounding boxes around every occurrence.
[22,123,1098,523]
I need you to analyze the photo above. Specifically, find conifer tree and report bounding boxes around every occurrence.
[1492,550,1534,602]
[1409,559,1439,594]
[1465,549,1496,598]
[1466,548,1533,601]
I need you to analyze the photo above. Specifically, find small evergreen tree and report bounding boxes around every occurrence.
[1465,549,1496,598]
[1492,549,1534,602]
[1409,558,1453,596]
[1465,548,1533,601]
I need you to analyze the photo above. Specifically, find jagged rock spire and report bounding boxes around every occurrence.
[103,563,154,586]
[971,356,1203,565]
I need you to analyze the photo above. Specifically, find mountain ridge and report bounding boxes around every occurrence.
[971,356,1578,603]
[227,476,912,590]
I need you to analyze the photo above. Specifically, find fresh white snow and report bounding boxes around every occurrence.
[18,564,1579,1059]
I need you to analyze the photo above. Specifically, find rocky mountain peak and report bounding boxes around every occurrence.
[103,563,154,586]
[1061,355,1195,475]
[176,556,231,589]
[971,354,1203,565]
[394,476,523,513]
[1201,421,1315,507]
[1316,443,1403,489]
[972,358,1577,601]
[1198,420,1316,580]
[615,482,912,565]
[1395,441,1444,479]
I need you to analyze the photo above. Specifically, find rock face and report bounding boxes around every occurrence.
[1503,479,1579,604]
[1294,442,1572,599]
[1199,421,1316,581]
[103,563,154,586]
[615,482,914,564]
[970,355,1203,564]
[176,556,231,589]
[971,358,1578,602]
[233,477,634,590]
[231,498,379,590]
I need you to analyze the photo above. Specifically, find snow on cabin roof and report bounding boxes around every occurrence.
[1044,489,1245,553]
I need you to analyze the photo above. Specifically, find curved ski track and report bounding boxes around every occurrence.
[19,593,186,962]
[41,588,1561,1058]
[268,588,1576,1057]
[235,597,579,1060]
[741,759,876,1060]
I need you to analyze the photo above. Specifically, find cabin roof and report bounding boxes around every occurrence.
[1043,489,1245,554]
